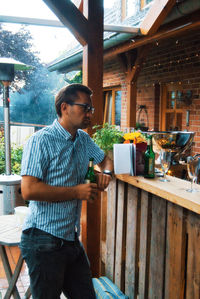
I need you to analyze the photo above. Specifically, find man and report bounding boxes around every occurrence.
[20,83,113,299]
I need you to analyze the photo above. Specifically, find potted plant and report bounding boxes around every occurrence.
[92,123,124,159]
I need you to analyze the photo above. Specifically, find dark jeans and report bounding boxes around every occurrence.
[20,228,96,299]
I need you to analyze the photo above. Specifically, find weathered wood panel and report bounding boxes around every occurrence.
[186,211,200,298]
[105,179,117,280]
[148,195,166,299]
[102,178,200,299]
[114,181,126,290]
[138,190,151,299]
[165,203,185,299]
[100,191,107,274]
[125,185,140,299]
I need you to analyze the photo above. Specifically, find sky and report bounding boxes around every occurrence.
[0,0,116,63]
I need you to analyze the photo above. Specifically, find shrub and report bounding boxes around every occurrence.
[92,123,124,154]
[0,131,23,175]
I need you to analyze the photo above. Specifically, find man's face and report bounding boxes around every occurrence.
[65,91,94,130]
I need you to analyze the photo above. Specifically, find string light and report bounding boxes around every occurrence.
[135,39,200,88]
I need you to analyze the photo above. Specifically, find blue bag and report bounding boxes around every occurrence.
[92,276,129,299]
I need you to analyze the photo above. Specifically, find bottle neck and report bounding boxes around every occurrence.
[89,160,94,168]
[147,138,152,150]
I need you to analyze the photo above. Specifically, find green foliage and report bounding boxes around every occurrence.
[0,132,23,175]
[0,24,40,94]
[0,24,66,125]
[65,70,82,84]
[92,123,124,154]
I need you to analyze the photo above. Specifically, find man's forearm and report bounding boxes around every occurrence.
[21,176,98,203]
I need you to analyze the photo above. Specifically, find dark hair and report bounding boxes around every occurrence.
[55,83,93,117]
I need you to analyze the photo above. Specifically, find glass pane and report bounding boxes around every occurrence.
[126,0,136,17]
[146,0,153,4]
[115,91,121,126]
[104,91,112,124]
[176,91,184,109]
[165,113,175,131]
[167,92,175,109]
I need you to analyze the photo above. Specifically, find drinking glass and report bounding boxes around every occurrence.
[186,156,200,192]
[159,149,171,182]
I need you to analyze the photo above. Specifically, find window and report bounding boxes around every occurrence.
[103,88,122,126]
[141,0,154,9]
[161,84,184,131]
[122,0,137,20]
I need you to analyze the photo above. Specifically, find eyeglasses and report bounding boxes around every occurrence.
[66,101,95,114]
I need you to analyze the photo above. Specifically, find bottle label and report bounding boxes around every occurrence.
[84,179,90,184]
[148,158,154,174]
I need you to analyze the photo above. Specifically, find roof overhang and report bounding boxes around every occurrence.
[1,0,200,73]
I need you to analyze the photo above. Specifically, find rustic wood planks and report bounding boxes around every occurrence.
[165,203,185,299]
[105,179,117,280]
[186,211,200,298]
[125,185,139,299]
[102,177,200,298]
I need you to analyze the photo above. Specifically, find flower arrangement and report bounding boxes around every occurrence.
[123,131,147,144]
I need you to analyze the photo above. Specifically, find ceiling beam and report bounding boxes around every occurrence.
[0,15,139,34]
[140,0,177,35]
[0,15,65,28]
[42,0,89,46]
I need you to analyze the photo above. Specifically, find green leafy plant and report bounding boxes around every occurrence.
[92,123,124,154]
[0,131,23,175]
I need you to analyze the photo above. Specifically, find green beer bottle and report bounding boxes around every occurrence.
[144,135,155,178]
[84,158,96,183]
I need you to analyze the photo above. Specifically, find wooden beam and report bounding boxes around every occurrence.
[82,0,104,277]
[79,0,83,13]
[127,45,152,83]
[42,0,88,45]
[127,81,137,128]
[140,0,177,35]
[125,46,152,127]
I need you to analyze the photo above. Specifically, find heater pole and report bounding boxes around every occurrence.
[2,81,11,175]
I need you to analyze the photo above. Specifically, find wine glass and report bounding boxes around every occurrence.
[186,156,200,192]
[159,149,171,182]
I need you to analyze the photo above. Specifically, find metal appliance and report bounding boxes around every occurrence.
[152,131,195,164]
[0,57,31,215]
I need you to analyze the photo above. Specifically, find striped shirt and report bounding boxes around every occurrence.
[21,119,105,241]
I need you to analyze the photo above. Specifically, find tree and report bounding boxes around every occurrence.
[0,24,66,125]
[0,24,40,93]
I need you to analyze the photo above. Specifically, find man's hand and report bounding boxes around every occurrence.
[96,173,112,191]
[74,183,98,202]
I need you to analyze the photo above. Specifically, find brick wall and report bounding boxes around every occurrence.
[103,29,200,154]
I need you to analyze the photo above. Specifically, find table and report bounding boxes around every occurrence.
[0,215,31,299]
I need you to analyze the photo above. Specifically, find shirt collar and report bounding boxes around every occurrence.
[54,119,80,141]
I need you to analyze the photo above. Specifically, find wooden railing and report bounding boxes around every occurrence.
[100,175,200,299]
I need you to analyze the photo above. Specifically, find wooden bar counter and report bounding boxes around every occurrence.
[101,174,200,299]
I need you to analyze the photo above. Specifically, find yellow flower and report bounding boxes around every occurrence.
[123,131,146,143]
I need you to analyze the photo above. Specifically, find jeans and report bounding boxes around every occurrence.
[20,228,96,299]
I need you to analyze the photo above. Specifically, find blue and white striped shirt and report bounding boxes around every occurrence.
[21,119,105,241]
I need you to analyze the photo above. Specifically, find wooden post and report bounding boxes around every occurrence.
[82,0,104,277]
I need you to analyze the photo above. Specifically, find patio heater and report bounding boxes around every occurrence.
[0,57,32,215]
